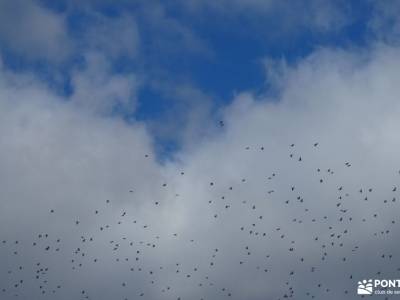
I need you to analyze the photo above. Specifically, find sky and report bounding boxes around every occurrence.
[1,1,400,300]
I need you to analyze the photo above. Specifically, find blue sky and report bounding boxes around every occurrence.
[2,1,400,300]
[0,0,387,159]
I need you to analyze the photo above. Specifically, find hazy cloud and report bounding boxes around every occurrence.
[69,52,139,114]
[81,13,140,59]
[369,0,400,43]
[0,0,71,62]
[179,0,350,33]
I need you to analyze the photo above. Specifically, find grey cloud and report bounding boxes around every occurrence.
[1,2,400,300]
[0,0,71,62]
[166,43,400,299]
[1,41,400,299]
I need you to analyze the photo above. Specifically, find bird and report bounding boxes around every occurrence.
[1,137,398,300]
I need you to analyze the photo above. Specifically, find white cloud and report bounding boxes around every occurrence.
[137,43,400,299]
[0,61,172,298]
[69,52,139,114]
[2,2,400,299]
[1,41,400,299]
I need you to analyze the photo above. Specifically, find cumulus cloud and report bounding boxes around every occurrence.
[2,2,400,300]
[1,37,400,300]
[167,43,400,299]
[0,58,171,298]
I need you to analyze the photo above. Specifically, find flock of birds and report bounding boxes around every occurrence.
[1,135,399,300]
